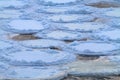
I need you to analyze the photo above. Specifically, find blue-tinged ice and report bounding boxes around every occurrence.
[93,29,120,42]
[5,66,66,80]
[35,30,89,40]
[68,41,120,55]
[3,50,76,66]
[47,14,94,23]
[1,19,46,34]
[59,22,110,32]
[0,40,14,51]
[104,8,120,17]
[0,9,22,19]
[37,0,79,6]
[106,56,120,62]
[19,39,67,50]
[0,0,27,9]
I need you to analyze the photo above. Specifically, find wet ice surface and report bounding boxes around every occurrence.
[0,0,120,80]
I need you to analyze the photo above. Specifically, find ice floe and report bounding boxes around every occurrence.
[48,14,94,23]
[19,39,67,50]
[0,9,22,19]
[59,22,110,32]
[36,5,92,14]
[93,29,120,42]
[0,40,14,52]
[35,30,89,40]
[0,0,27,9]
[2,66,67,80]
[68,41,120,55]
[1,19,46,34]
[3,50,76,66]
[37,0,78,6]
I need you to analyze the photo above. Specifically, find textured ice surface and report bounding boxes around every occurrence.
[0,28,7,35]
[0,0,26,8]
[19,39,66,49]
[48,14,93,23]
[94,29,120,42]
[37,0,77,6]
[42,0,76,3]
[9,20,44,30]
[37,5,91,14]
[1,0,120,79]
[0,62,9,77]
[105,56,120,62]
[0,10,22,19]
[35,30,88,40]
[61,22,110,32]
[0,40,13,51]
[38,6,72,14]
[3,66,66,80]
[3,50,76,66]
[68,41,119,55]
[104,8,120,17]
[3,20,45,34]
